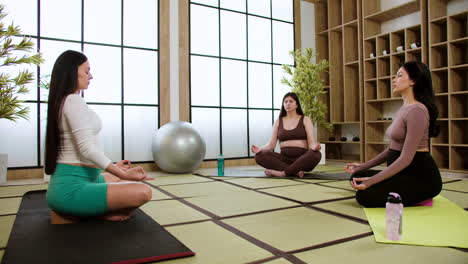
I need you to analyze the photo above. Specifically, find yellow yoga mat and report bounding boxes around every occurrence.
[364,195,468,248]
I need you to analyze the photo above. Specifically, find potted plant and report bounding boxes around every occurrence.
[281,48,332,164]
[0,4,44,184]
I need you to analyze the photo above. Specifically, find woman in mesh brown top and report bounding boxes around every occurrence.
[251,92,322,177]
[346,61,442,207]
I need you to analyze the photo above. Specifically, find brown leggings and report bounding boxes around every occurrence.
[254,147,321,176]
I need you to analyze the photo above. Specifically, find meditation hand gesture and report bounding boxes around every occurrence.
[125,167,154,181]
[310,143,321,151]
[345,163,361,174]
[251,145,261,154]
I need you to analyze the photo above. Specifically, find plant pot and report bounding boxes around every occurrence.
[0,153,7,185]
[319,144,326,165]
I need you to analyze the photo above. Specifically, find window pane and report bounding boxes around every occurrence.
[222,109,247,158]
[83,44,121,103]
[191,56,219,106]
[124,106,158,161]
[123,0,158,49]
[248,62,272,108]
[273,65,291,109]
[84,0,121,45]
[220,11,246,59]
[192,0,219,7]
[273,21,294,64]
[247,0,270,17]
[190,4,219,56]
[124,49,158,104]
[3,0,37,36]
[191,107,220,159]
[40,103,47,166]
[0,103,37,167]
[249,110,273,155]
[39,40,82,101]
[5,37,38,101]
[88,105,122,162]
[220,0,245,12]
[248,16,271,62]
[41,0,81,40]
[272,0,293,22]
[221,59,246,107]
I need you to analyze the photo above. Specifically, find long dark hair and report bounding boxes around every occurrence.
[45,50,88,174]
[279,92,304,117]
[401,61,439,137]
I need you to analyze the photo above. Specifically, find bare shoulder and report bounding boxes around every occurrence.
[303,116,313,125]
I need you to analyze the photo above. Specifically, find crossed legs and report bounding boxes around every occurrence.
[254,148,321,177]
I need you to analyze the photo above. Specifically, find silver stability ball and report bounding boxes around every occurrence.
[152,121,206,173]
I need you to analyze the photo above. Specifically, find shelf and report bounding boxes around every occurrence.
[432,120,448,144]
[321,141,361,144]
[450,120,468,145]
[432,69,448,94]
[431,143,449,147]
[343,0,358,23]
[364,1,420,22]
[328,0,342,28]
[449,11,467,41]
[435,94,448,119]
[430,44,448,68]
[450,93,468,118]
[449,41,467,66]
[429,18,447,44]
[431,145,449,169]
[451,147,468,171]
[366,97,402,103]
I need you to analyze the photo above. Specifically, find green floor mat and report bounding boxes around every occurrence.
[294,236,468,264]
[261,184,355,203]
[186,191,298,217]
[141,200,210,225]
[442,180,468,192]
[0,216,15,248]
[0,184,48,198]
[223,207,370,252]
[166,221,273,263]
[0,198,21,215]
[364,195,468,248]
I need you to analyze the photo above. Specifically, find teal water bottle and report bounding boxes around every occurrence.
[217,154,224,176]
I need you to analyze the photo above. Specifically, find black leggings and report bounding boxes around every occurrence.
[350,149,442,208]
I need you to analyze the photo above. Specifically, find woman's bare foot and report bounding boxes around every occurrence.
[265,169,286,177]
[297,171,305,178]
[100,210,133,221]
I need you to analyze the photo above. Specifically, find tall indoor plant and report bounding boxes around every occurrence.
[0,4,44,184]
[281,48,333,133]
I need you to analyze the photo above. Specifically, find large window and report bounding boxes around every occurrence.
[189,0,294,159]
[0,0,160,168]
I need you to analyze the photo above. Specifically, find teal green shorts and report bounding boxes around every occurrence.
[47,163,108,217]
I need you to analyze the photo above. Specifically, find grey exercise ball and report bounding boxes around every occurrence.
[152,121,206,173]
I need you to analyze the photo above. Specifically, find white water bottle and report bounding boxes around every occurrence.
[386,192,403,241]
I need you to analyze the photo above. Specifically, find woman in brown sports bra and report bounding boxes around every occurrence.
[251,92,322,177]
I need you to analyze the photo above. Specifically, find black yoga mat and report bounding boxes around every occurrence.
[1,190,195,264]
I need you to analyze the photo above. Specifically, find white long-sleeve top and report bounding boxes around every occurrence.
[56,94,111,169]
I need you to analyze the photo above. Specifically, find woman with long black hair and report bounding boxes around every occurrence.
[346,61,442,207]
[45,50,153,223]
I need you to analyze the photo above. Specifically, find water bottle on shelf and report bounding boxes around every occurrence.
[386,192,403,241]
[217,154,224,176]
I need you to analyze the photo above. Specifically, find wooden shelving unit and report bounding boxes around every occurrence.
[315,0,364,163]
[314,0,467,172]
[429,0,468,172]
[362,0,427,163]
